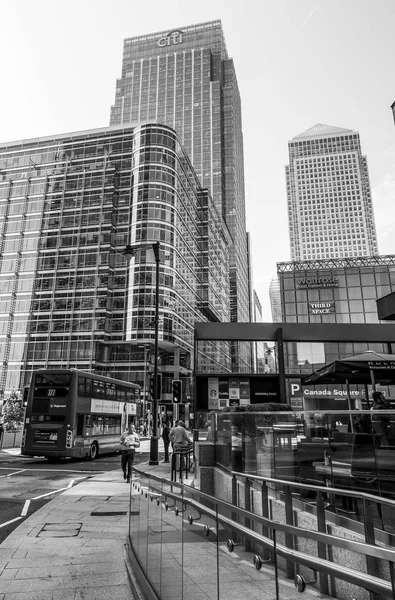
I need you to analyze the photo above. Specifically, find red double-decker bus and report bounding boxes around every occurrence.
[22,369,140,460]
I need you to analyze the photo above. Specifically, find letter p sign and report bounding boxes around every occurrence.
[291,384,300,395]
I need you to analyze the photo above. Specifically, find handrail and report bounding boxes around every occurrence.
[131,467,395,597]
[233,470,395,508]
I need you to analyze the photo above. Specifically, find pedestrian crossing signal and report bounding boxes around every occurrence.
[149,373,162,399]
[172,380,182,403]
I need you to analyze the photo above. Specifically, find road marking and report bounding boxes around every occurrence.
[31,486,70,500]
[31,478,77,500]
[0,467,99,474]
[21,500,30,516]
[0,470,26,478]
[0,517,23,529]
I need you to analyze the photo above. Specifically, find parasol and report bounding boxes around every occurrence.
[303,351,395,431]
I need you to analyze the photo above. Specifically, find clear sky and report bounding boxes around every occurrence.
[0,0,394,320]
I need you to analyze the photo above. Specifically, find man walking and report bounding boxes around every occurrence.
[120,424,140,482]
[162,420,171,462]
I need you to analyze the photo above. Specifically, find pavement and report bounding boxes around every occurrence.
[0,443,327,600]
[0,440,160,600]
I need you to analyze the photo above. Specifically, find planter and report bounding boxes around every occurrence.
[0,430,22,449]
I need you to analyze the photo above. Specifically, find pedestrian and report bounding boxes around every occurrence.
[119,423,140,482]
[171,420,191,471]
[169,419,179,450]
[162,420,171,462]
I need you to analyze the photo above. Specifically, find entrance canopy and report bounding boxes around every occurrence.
[303,351,395,386]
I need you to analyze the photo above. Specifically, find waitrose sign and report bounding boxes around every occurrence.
[297,276,338,289]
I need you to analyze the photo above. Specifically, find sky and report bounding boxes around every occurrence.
[0,0,394,320]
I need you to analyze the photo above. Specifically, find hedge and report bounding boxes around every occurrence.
[221,403,292,413]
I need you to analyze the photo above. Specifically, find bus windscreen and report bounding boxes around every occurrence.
[32,373,71,415]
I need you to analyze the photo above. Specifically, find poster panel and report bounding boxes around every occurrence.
[208,377,219,410]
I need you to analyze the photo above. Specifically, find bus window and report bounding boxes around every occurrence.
[78,377,86,397]
[76,414,84,436]
[104,415,121,434]
[117,386,126,402]
[106,383,116,399]
[93,380,106,399]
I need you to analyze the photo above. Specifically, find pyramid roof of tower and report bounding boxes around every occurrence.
[292,123,355,140]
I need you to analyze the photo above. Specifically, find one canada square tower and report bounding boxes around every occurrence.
[110,20,251,323]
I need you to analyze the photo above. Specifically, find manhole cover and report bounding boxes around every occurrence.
[38,523,82,538]
[91,511,127,516]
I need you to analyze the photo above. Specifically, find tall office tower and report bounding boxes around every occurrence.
[269,278,282,322]
[110,20,251,323]
[0,123,230,403]
[286,124,378,261]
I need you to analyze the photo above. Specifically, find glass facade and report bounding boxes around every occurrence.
[286,124,378,261]
[277,256,395,325]
[110,20,251,324]
[0,123,230,400]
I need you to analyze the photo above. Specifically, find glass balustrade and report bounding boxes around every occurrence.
[127,410,395,600]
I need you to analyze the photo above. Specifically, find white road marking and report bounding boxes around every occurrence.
[0,467,97,474]
[21,500,30,516]
[0,517,22,529]
[0,470,25,478]
[31,478,77,500]
[31,486,70,500]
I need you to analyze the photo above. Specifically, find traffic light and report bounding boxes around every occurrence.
[23,388,29,408]
[149,374,155,397]
[172,380,182,404]
[149,373,162,399]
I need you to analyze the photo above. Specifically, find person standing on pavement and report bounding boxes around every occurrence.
[169,420,179,451]
[120,424,140,482]
[171,420,191,471]
[162,420,171,462]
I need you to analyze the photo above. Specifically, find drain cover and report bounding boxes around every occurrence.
[38,523,82,538]
[91,511,127,516]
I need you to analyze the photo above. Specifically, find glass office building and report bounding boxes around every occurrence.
[286,124,378,261]
[110,20,251,324]
[277,256,395,324]
[0,123,230,402]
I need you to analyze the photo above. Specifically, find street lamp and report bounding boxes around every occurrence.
[123,242,160,465]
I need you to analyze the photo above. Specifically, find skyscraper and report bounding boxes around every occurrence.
[286,124,378,261]
[269,279,282,322]
[0,123,230,407]
[110,20,251,323]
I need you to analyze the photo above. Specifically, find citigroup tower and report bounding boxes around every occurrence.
[110,20,251,324]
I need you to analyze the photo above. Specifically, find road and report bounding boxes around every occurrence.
[0,443,152,544]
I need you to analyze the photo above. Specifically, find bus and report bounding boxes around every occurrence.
[21,369,140,461]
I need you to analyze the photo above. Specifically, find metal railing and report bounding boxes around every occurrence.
[128,466,395,600]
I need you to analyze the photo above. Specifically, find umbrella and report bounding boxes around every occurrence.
[303,351,395,431]
[303,351,395,387]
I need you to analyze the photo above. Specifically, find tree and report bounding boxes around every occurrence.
[2,390,24,432]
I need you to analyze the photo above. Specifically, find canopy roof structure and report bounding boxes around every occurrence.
[303,351,395,386]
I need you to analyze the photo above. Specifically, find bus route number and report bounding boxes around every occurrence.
[47,389,56,397]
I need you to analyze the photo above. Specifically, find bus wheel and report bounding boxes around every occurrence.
[87,442,98,461]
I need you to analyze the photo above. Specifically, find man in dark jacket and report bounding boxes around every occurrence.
[162,421,170,463]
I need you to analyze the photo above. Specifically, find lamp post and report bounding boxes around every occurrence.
[123,242,160,465]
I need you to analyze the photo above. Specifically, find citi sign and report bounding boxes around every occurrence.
[157,30,184,48]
